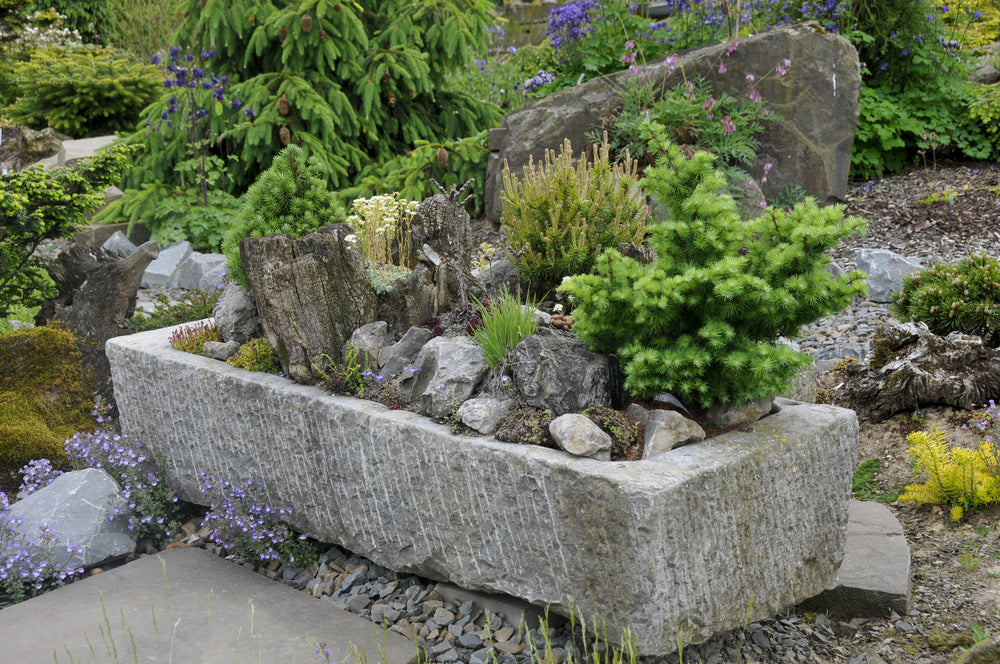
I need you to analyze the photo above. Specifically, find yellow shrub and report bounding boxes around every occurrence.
[900,428,1000,520]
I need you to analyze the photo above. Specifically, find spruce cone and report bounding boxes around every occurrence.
[278,93,290,116]
[333,3,342,11]
[382,71,391,84]
[320,28,327,41]
[279,126,291,146]
[436,147,448,166]
[301,13,313,33]
[279,25,288,42]
[387,93,397,107]
[407,88,416,98]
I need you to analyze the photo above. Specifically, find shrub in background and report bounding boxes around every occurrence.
[500,138,647,291]
[893,252,1000,342]
[101,0,187,59]
[559,134,868,406]
[7,44,161,137]
[222,145,344,290]
[0,146,134,318]
[22,0,104,44]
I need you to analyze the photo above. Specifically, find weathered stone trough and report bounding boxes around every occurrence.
[107,324,859,655]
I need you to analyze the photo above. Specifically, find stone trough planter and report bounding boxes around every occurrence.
[107,323,859,656]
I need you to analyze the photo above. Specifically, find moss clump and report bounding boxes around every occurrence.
[227,337,281,373]
[0,324,95,470]
[583,404,644,461]
[494,406,556,448]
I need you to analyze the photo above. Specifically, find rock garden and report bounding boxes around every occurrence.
[3,1,1000,663]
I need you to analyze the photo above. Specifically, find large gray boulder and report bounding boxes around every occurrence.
[399,336,489,417]
[142,241,193,288]
[511,329,613,416]
[485,23,861,222]
[8,468,135,569]
[240,224,379,383]
[108,325,860,656]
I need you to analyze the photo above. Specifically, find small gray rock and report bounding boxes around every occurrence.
[203,340,241,361]
[856,248,922,303]
[549,414,612,460]
[457,397,517,435]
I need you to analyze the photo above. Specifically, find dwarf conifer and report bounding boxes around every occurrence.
[559,127,868,407]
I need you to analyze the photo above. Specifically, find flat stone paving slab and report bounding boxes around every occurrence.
[0,546,415,664]
[799,500,911,617]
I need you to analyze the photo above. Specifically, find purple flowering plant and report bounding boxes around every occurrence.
[199,471,316,565]
[0,493,84,603]
[62,404,189,546]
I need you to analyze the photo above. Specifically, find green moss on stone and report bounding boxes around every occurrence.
[0,324,96,471]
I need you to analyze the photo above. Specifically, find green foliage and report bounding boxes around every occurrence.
[933,0,1000,50]
[559,135,868,407]
[116,0,501,204]
[7,44,161,136]
[222,145,344,290]
[23,0,105,44]
[129,288,222,332]
[599,75,772,168]
[314,346,368,397]
[893,253,1000,341]
[969,82,1000,160]
[449,43,559,113]
[468,286,538,372]
[841,0,992,177]
[168,320,220,354]
[227,336,281,373]
[0,324,94,470]
[0,145,134,319]
[501,138,647,291]
[339,131,491,218]
[900,428,1000,521]
[101,0,187,58]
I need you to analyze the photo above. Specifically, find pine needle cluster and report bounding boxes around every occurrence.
[501,138,648,291]
[559,126,868,407]
[893,252,1000,342]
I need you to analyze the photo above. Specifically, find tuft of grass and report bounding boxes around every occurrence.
[851,458,903,504]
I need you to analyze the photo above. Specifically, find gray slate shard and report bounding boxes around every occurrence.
[143,241,193,287]
[399,336,489,417]
[8,468,135,569]
[855,248,922,303]
[379,326,434,378]
[100,230,136,257]
[169,252,227,290]
[213,282,261,343]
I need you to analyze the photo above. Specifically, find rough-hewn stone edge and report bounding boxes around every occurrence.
[107,323,858,656]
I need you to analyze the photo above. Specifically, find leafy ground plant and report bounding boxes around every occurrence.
[167,320,220,354]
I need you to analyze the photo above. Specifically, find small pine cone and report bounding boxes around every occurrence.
[406,88,415,99]
[199,0,207,8]
[382,71,391,84]
[278,93,290,116]
[333,3,341,11]
[279,126,291,146]
[320,28,327,41]
[279,25,288,42]
[301,13,313,33]
[436,147,448,166]
[296,137,303,147]
[387,93,397,106]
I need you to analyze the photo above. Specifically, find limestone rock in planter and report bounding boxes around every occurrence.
[379,326,435,378]
[628,404,705,457]
[203,340,241,361]
[705,395,776,429]
[8,468,135,569]
[107,325,860,656]
[850,320,1000,420]
[347,321,389,369]
[458,396,517,435]
[399,336,489,417]
[484,23,861,221]
[240,224,378,383]
[511,329,612,416]
[213,282,262,344]
[855,248,922,303]
[549,414,612,460]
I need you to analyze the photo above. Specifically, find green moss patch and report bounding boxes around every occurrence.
[0,324,95,470]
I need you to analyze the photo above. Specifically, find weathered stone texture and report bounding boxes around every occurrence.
[108,327,858,656]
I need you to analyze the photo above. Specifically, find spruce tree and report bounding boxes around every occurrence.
[559,125,869,407]
[121,0,500,198]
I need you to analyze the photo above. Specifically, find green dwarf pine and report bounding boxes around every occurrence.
[559,128,869,407]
